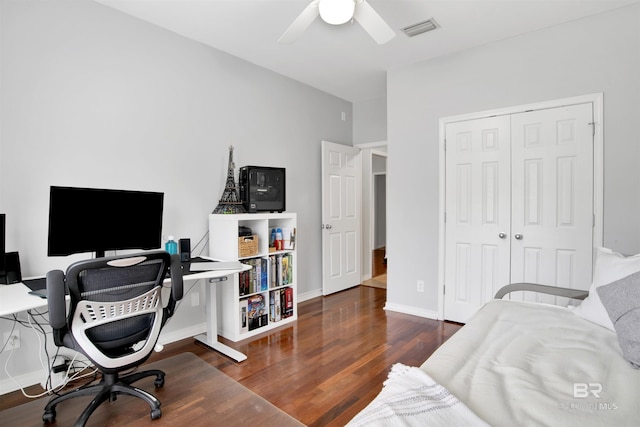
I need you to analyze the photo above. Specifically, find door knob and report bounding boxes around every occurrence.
[325,224,332,229]
[498,232,507,239]
[514,233,523,240]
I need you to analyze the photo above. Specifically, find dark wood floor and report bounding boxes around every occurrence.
[362,247,387,289]
[1,286,461,426]
[372,247,387,277]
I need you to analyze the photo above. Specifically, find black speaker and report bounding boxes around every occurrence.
[179,238,191,262]
[0,251,21,285]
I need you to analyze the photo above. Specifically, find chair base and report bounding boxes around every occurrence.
[43,369,165,427]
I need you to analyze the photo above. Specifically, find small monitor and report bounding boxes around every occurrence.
[47,186,164,258]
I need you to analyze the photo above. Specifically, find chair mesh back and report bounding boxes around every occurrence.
[75,258,165,356]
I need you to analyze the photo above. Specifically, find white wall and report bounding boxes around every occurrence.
[386,4,640,316]
[0,0,351,392]
[353,96,387,144]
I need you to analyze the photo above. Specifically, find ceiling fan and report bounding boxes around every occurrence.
[278,0,396,45]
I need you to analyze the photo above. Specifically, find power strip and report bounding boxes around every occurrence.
[41,356,69,390]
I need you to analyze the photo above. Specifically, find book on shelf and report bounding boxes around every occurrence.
[282,256,289,285]
[269,289,282,322]
[269,287,294,321]
[269,254,279,287]
[240,298,248,333]
[270,256,276,288]
[269,253,294,288]
[276,254,282,287]
[247,294,268,331]
[283,254,294,285]
[239,267,250,296]
[239,258,269,295]
[254,259,260,293]
[261,257,268,291]
[283,287,294,318]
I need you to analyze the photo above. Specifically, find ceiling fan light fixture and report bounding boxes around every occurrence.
[319,0,355,25]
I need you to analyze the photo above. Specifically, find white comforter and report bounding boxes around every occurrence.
[421,299,640,426]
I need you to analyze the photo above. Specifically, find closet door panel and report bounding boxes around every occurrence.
[444,116,511,322]
[510,103,594,302]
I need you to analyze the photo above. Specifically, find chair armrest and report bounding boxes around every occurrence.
[162,254,184,323]
[494,283,589,300]
[46,270,67,330]
[169,254,183,301]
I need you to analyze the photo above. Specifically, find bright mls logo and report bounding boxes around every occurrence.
[573,383,602,398]
[558,382,617,410]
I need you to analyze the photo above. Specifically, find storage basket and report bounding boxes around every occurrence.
[238,235,259,257]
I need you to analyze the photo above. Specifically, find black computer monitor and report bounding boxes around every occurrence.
[47,186,164,258]
[0,214,6,273]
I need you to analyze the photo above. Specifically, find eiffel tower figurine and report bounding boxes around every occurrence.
[213,145,247,214]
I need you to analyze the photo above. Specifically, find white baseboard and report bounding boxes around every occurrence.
[158,322,206,346]
[383,302,440,320]
[298,288,322,302]
[0,369,46,396]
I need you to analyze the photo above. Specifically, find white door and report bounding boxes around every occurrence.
[510,104,594,302]
[444,103,595,322]
[322,141,362,295]
[444,116,512,322]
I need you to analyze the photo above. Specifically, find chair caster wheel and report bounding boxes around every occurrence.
[154,377,165,388]
[43,410,56,423]
[150,408,162,420]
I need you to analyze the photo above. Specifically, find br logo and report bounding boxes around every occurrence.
[573,383,602,398]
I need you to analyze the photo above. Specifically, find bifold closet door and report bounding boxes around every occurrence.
[444,116,512,322]
[509,104,594,303]
[444,103,595,322]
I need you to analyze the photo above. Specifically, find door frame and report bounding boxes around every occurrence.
[354,141,387,281]
[372,169,386,251]
[369,149,387,278]
[437,93,604,320]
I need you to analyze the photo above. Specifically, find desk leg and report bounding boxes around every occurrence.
[194,277,247,362]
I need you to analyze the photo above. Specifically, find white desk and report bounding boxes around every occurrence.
[181,265,251,362]
[0,264,251,362]
[0,282,48,317]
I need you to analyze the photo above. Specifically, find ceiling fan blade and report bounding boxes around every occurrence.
[353,0,395,44]
[278,0,321,44]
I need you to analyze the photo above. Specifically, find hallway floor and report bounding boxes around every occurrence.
[362,247,386,289]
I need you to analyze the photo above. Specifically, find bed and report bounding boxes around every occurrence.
[348,248,640,426]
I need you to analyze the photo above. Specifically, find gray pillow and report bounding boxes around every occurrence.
[597,270,640,368]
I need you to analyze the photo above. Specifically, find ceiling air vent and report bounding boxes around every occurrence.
[402,18,439,37]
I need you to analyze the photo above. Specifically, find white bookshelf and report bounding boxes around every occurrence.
[208,213,297,342]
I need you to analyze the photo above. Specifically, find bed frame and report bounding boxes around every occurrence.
[494,282,589,300]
